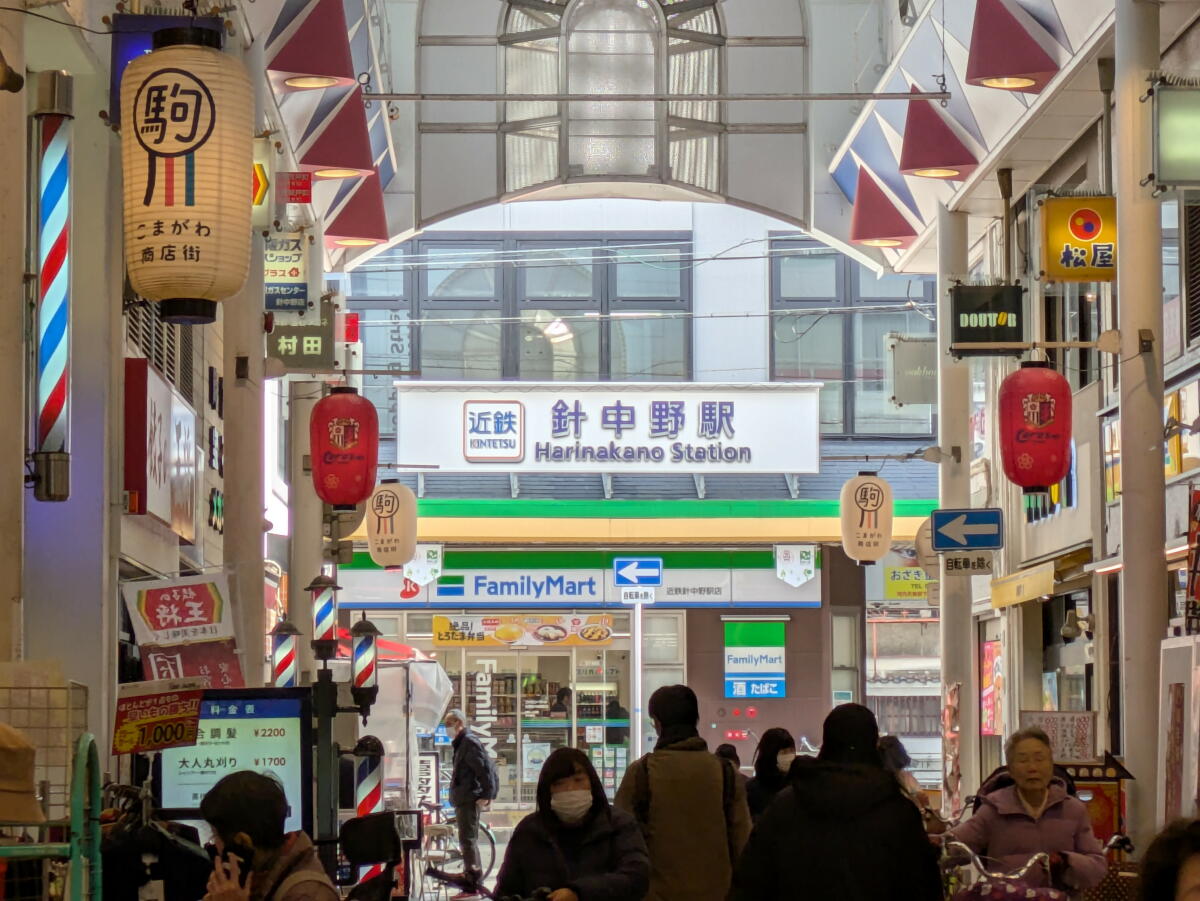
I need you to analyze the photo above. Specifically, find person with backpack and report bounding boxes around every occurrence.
[199,771,337,901]
[495,748,649,901]
[445,708,497,898]
[614,685,751,901]
[731,704,942,901]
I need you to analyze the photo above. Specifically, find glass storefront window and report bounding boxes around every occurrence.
[853,264,921,300]
[420,311,503,379]
[519,310,603,380]
[852,310,934,434]
[772,312,844,433]
[519,653,573,806]
[425,247,498,299]
[610,313,688,380]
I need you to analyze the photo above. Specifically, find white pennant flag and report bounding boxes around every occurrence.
[403,544,444,587]
[775,544,817,588]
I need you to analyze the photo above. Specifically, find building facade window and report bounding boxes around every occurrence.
[348,234,692,388]
[502,0,723,194]
[770,237,936,437]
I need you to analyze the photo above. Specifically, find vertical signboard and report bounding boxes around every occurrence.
[267,295,336,371]
[264,232,308,312]
[980,640,1003,736]
[723,621,786,699]
[1041,196,1117,283]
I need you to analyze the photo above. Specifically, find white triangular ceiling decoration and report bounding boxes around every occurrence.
[1046,0,1109,57]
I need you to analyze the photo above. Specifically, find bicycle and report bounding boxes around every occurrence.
[940,840,1063,900]
[410,801,498,899]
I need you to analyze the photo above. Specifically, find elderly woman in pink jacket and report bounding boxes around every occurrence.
[948,727,1106,894]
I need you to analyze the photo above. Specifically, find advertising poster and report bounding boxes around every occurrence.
[432,614,613,648]
[523,742,551,783]
[141,638,245,689]
[980,641,1003,737]
[122,573,235,647]
[883,567,930,602]
[774,545,817,587]
[112,677,205,756]
[159,695,308,832]
[1019,710,1097,762]
[1187,489,1200,635]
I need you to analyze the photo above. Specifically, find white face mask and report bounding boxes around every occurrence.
[777,751,797,774]
[550,789,594,824]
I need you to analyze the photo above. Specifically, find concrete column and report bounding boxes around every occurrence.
[936,205,979,805]
[288,379,323,682]
[1115,0,1167,846]
[223,38,268,685]
[0,10,24,661]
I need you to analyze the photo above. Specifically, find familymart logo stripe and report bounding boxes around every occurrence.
[436,575,465,597]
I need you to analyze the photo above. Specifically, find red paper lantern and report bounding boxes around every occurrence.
[310,387,378,509]
[998,362,1072,494]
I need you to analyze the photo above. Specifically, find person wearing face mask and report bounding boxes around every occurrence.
[744,728,796,821]
[946,727,1105,893]
[495,748,648,901]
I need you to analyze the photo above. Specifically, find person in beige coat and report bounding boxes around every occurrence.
[615,685,751,901]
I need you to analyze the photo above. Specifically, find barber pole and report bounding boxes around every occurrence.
[354,736,385,881]
[312,583,337,642]
[270,619,300,688]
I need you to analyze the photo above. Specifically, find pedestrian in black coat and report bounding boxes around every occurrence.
[732,704,942,901]
[496,748,649,901]
[744,727,795,821]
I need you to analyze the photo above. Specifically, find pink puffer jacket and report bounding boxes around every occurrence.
[947,782,1107,892]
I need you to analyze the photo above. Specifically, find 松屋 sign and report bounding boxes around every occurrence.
[1041,196,1116,283]
[395,383,821,474]
[724,621,786,699]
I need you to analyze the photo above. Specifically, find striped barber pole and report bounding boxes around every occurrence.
[352,630,377,689]
[271,633,297,688]
[37,114,70,453]
[313,588,336,641]
[355,754,384,881]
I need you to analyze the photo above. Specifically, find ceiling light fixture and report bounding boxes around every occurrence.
[979,76,1038,91]
[898,87,978,180]
[333,237,381,247]
[965,0,1059,94]
[284,75,341,90]
[314,167,363,179]
[849,167,917,249]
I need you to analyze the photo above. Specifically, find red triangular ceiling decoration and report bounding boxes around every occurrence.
[299,88,375,172]
[268,0,355,83]
[899,87,978,178]
[850,166,917,247]
[966,0,1058,93]
[326,174,389,243]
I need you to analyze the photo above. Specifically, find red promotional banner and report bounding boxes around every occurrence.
[112,677,205,756]
[122,574,235,647]
[281,171,312,204]
[141,639,245,689]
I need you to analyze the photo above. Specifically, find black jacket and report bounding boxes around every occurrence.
[449,729,494,807]
[744,770,788,820]
[732,758,942,901]
[495,806,649,901]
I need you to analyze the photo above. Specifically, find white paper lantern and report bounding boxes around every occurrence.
[121,28,252,324]
[840,473,894,565]
[366,481,418,569]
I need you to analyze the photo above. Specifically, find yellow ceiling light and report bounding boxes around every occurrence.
[314,167,362,179]
[858,238,904,248]
[980,76,1037,90]
[333,237,381,247]
[910,167,962,179]
[284,75,341,90]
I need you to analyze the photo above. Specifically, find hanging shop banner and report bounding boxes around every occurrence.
[980,641,1004,737]
[395,383,821,474]
[268,295,335,371]
[724,621,786,699]
[774,545,818,588]
[122,573,235,646]
[264,232,308,312]
[883,566,931,602]
[124,358,199,542]
[950,285,1024,354]
[887,335,937,405]
[403,544,444,587]
[432,614,614,647]
[112,677,206,756]
[1040,196,1117,283]
[1186,488,1200,636]
[140,638,245,688]
[1154,86,1200,188]
[840,474,894,564]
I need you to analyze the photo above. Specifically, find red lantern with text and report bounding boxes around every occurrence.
[310,387,378,509]
[999,362,1072,494]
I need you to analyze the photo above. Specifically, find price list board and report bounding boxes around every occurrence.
[155,689,313,833]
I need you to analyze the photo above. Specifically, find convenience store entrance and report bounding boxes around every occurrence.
[426,645,632,811]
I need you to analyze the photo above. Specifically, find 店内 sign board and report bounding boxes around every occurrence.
[394,383,821,474]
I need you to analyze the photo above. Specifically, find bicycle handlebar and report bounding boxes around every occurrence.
[942,841,1051,883]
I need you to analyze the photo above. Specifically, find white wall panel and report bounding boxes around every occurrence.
[727,134,807,225]
[419,132,499,223]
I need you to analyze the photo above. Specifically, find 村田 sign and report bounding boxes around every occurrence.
[1041,196,1116,283]
[395,383,822,474]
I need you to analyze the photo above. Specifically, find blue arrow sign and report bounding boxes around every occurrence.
[931,508,1004,551]
[613,557,664,587]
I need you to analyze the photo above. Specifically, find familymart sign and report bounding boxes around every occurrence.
[724,621,787,699]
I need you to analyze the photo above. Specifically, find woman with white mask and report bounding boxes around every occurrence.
[495,748,649,901]
[745,727,796,822]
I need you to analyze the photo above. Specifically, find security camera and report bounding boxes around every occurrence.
[0,50,23,94]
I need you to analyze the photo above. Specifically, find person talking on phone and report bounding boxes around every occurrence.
[200,771,337,901]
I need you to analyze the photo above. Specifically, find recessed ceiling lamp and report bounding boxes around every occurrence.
[284,75,341,90]
[898,87,978,180]
[849,167,917,250]
[965,0,1059,94]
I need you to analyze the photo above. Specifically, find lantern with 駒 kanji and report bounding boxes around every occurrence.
[840,473,893,565]
[999,361,1072,494]
[310,387,378,509]
[121,27,253,325]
